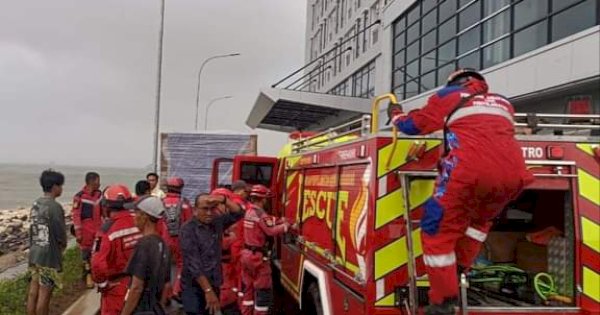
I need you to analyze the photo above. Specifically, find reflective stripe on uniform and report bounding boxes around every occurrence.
[242,300,254,306]
[465,226,487,242]
[255,306,269,311]
[447,105,513,125]
[423,252,456,267]
[81,199,98,205]
[108,227,139,241]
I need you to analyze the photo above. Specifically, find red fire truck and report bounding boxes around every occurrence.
[212,94,600,315]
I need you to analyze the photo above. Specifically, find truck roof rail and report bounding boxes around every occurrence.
[514,113,600,132]
[291,115,371,153]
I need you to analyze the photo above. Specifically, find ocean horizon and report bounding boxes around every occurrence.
[0,163,147,210]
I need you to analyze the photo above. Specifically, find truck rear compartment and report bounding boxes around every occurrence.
[467,188,575,308]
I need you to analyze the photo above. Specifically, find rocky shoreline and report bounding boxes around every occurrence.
[0,204,73,273]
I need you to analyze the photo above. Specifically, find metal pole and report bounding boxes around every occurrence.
[204,96,232,130]
[152,0,165,173]
[194,53,240,130]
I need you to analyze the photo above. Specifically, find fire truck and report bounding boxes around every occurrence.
[212,94,600,315]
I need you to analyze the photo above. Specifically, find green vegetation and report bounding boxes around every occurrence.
[0,247,83,315]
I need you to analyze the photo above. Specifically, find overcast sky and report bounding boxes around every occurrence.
[0,0,306,168]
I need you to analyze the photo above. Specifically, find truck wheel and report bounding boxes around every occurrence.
[307,282,324,315]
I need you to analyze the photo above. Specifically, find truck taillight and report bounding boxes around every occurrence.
[546,145,564,160]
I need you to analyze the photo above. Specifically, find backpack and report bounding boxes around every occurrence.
[163,200,184,237]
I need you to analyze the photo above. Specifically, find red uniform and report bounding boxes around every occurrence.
[240,205,288,315]
[161,192,193,297]
[393,81,533,304]
[220,223,241,308]
[72,187,102,259]
[91,211,142,315]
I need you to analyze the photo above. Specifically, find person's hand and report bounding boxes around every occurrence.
[207,195,225,205]
[386,102,405,125]
[205,290,220,314]
[282,221,291,232]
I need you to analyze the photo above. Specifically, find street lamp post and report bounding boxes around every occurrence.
[194,53,240,130]
[152,0,166,173]
[204,96,232,130]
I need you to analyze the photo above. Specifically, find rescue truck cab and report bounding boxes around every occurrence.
[212,94,600,315]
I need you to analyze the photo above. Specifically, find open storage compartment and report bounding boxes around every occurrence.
[468,184,576,308]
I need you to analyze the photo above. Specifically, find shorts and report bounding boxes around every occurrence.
[28,265,62,289]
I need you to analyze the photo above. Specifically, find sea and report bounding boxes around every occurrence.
[0,163,146,210]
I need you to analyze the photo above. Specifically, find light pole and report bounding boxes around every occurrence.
[204,96,232,130]
[152,0,166,173]
[194,53,240,130]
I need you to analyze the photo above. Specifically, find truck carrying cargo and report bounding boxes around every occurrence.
[212,94,600,315]
[160,132,257,201]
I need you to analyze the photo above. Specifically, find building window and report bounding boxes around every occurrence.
[335,60,376,98]
[551,0,597,41]
[391,0,599,100]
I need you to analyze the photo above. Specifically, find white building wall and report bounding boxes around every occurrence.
[305,0,387,94]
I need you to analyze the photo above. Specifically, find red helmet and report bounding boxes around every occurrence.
[250,185,273,198]
[446,68,485,87]
[102,184,132,209]
[166,177,184,188]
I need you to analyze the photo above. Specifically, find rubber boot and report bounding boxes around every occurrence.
[424,297,458,315]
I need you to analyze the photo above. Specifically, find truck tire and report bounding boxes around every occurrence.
[307,282,324,315]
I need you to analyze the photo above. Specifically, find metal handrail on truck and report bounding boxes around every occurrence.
[291,93,599,155]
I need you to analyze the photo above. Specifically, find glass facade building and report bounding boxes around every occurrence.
[392,0,599,100]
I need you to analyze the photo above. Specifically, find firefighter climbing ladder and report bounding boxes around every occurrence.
[370,93,600,314]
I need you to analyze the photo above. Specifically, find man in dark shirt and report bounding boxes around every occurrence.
[180,192,244,315]
[27,169,67,315]
[121,196,171,315]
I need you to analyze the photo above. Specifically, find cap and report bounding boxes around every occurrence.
[126,195,165,219]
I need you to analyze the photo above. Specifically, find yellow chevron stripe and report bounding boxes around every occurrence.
[583,266,600,303]
[576,143,597,157]
[377,139,441,178]
[578,169,600,206]
[416,279,430,287]
[375,179,434,229]
[286,156,301,169]
[374,229,422,280]
[375,293,395,306]
[375,236,407,279]
[376,189,405,228]
[582,217,600,253]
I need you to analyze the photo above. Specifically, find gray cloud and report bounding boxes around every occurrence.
[0,0,306,167]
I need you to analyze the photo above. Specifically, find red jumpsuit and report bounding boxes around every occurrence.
[220,195,251,309]
[91,211,142,315]
[161,192,193,297]
[221,223,241,308]
[240,205,288,315]
[393,82,533,304]
[72,187,102,261]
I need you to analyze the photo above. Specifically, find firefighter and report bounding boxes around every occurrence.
[227,180,252,304]
[211,187,243,315]
[240,185,290,315]
[71,171,102,289]
[161,177,193,299]
[91,185,142,315]
[388,68,533,314]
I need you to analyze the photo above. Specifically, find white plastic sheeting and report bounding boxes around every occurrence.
[160,132,257,202]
